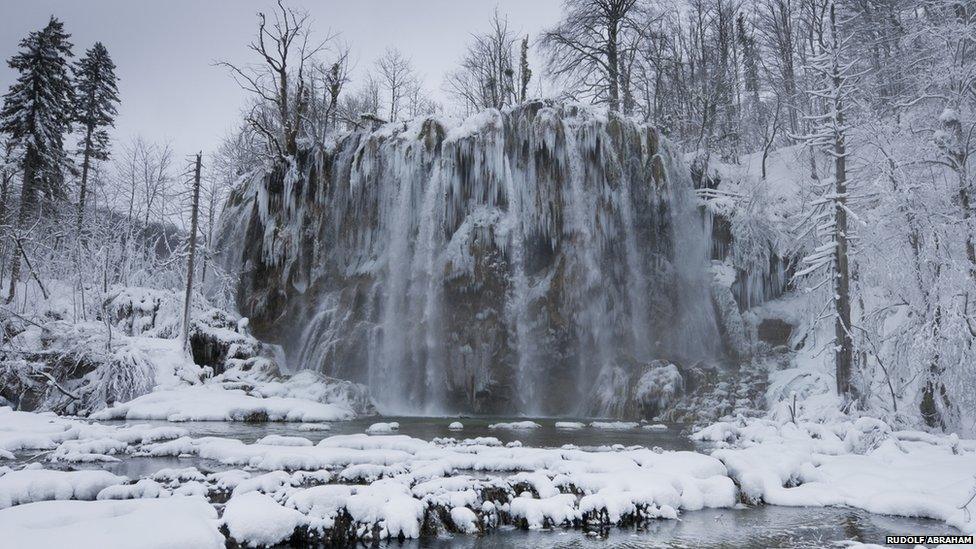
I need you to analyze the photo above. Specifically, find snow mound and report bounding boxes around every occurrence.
[366,422,400,434]
[0,496,222,549]
[0,469,126,508]
[255,435,313,447]
[694,415,976,534]
[590,421,639,430]
[222,491,306,547]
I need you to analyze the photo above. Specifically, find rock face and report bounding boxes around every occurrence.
[219,102,723,415]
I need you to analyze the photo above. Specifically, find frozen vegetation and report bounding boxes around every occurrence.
[0,283,374,422]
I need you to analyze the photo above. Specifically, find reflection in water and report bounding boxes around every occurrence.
[384,507,955,549]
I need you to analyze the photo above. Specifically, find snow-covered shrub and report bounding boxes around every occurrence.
[82,345,157,409]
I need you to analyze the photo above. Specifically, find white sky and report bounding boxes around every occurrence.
[1,0,563,161]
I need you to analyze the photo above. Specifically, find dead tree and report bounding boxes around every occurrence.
[180,153,201,354]
[218,0,331,160]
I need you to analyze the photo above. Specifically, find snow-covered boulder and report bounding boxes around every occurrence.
[591,359,685,420]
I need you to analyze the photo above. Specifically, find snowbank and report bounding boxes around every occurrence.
[694,415,976,534]
[0,469,126,508]
[0,496,223,549]
[91,385,355,422]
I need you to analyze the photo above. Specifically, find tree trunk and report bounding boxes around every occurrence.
[77,124,94,232]
[6,147,37,304]
[607,22,620,112]
[0,164,11,283]
[180,153,202,353]
[830,6,854,401]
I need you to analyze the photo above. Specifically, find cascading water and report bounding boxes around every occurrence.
[219,101,724,416]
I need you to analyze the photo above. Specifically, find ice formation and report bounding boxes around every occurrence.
[220,101,722,415]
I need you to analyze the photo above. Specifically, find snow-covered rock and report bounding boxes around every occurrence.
[0,469,126,508]
[488,421,540,430]
[366,422,400,434]
[590,421,639,430]
[222,491,306,546]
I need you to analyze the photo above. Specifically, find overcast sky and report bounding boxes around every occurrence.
[1,0,562,161]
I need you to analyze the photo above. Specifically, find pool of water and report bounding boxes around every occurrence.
[94,415,695,449]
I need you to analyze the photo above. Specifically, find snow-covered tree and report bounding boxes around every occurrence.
[519,35,532,102]
[72,42,119,232]
[794,2,858,402]
[1,16,75,303]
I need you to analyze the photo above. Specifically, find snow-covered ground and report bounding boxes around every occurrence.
[694,413,976,535]
[0,403,973,547]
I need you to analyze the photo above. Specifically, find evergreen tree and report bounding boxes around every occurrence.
[73,42,119,231]
[0,17,75,302]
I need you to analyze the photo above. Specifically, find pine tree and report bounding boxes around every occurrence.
[73,42,119,232]
[0,17,75,303]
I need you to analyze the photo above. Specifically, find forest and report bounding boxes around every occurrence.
[0,1,975,547]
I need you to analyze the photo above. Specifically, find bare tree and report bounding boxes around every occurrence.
[218,0,332,160]
[539,0,644,113]
[376,47,418,122]
[444,10,519,113]
[0,139,18,281]
[338,73,383,129]
[180,153,201,354]
[756,0,801,135]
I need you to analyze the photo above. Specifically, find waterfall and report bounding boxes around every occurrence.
[220,101,723,416]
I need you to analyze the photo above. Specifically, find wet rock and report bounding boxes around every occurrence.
[757,318,793,347]
[220,102,723,415]
[591,359,686,420]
